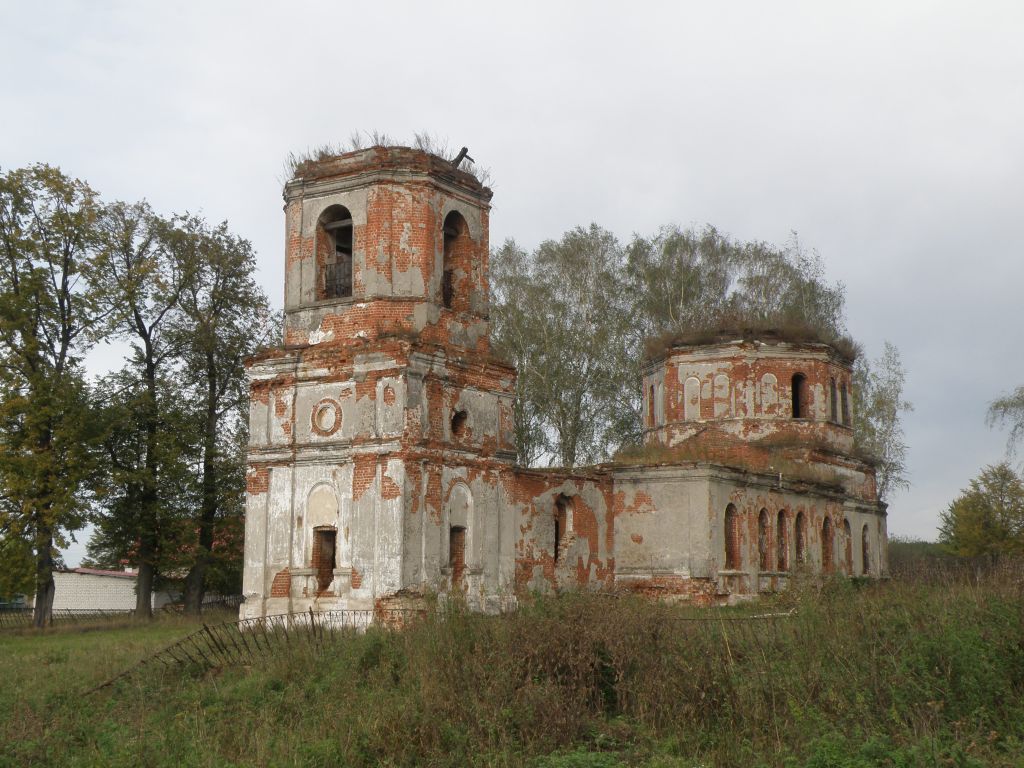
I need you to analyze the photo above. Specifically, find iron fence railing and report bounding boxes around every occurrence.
[88,607,424,693]
[0,607,135,629]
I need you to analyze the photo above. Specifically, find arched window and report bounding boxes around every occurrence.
[777,510,788,572]
[795,511,806,564]
[861,524,870,575]
[822,517,834,573]
[758,508,770,571]
[446,483,473,589]
[317,205,353,299]
[451,409,468,439]
[724,504,741,570]
[442,210,470,310]
[840,382,851,426]
[843,518,853,574]
[791,373,807,419]
[830,378,838,422]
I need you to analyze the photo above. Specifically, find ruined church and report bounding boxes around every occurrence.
[240,146,887,619]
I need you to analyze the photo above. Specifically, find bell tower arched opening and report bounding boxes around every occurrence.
[442,210,471,311]
[316,204,354,300]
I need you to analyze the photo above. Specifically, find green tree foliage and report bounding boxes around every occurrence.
[938,462,1024,561]
[853,342,912,501]
[492,223,910,494]
[0,164,105,627]
[625,227,846,343]
[491,226,634,467]
[1,165,273,620]
[87,211,276,614]
[92,201,195,616]
[168,215,276,613]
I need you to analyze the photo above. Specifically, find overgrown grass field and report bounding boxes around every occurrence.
[2,568,1024,767]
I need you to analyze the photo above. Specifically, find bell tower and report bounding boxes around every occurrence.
[280,146,494,351]
[241,147,518,619]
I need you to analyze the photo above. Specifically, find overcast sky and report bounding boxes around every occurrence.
[3,1,1023,563]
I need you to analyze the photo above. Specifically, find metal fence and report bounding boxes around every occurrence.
[88,607,424,693]
[0,607,134,630]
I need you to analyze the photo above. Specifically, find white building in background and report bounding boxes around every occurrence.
[39,568,175,612]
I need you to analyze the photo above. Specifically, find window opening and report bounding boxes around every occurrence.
[791,373,807,419]
[840,382,851,426]
[861,524,870,575]
[319,206,353,300]
[777,510,788,572]
[648,384,656,426]
[312,528,336,593]
[758,509,770,571]
[724,504,741,569]
[451,409,468,438]
[449,526,466,588]
[822,517,834,573]
[795,511,806,564]
[830,378,838,422]
[442,211,468,310]
[843,518,853,574]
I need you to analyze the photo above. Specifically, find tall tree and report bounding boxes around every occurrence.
[85,368,196,592]
[0,165,104,627]
[490,239,555,467]
[493,222,909,486]
[169,216,275,613]
[938,462,1024,561]
[853,342,912,502]
[92,201,192,617]
[492,226,633,467]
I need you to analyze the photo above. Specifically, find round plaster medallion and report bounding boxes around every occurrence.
[311,399,342,436]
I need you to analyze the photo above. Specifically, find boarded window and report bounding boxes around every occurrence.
[861,524,870,575]
[758,508,770,571]
[724,504,741,570]
[318,205,353,300]
[312,528,336,593]
[449,526,466,588]
[777,510,788,572]
[795,511,806,564]
[791,373,807,418]
[822,517,834,573]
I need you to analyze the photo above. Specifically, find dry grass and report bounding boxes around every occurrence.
[3,566,1024,766]
[284,130,492,186]
[644,319,859,363]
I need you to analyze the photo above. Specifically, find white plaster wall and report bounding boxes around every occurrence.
[612,471,710,578]
[51,573,174,611]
